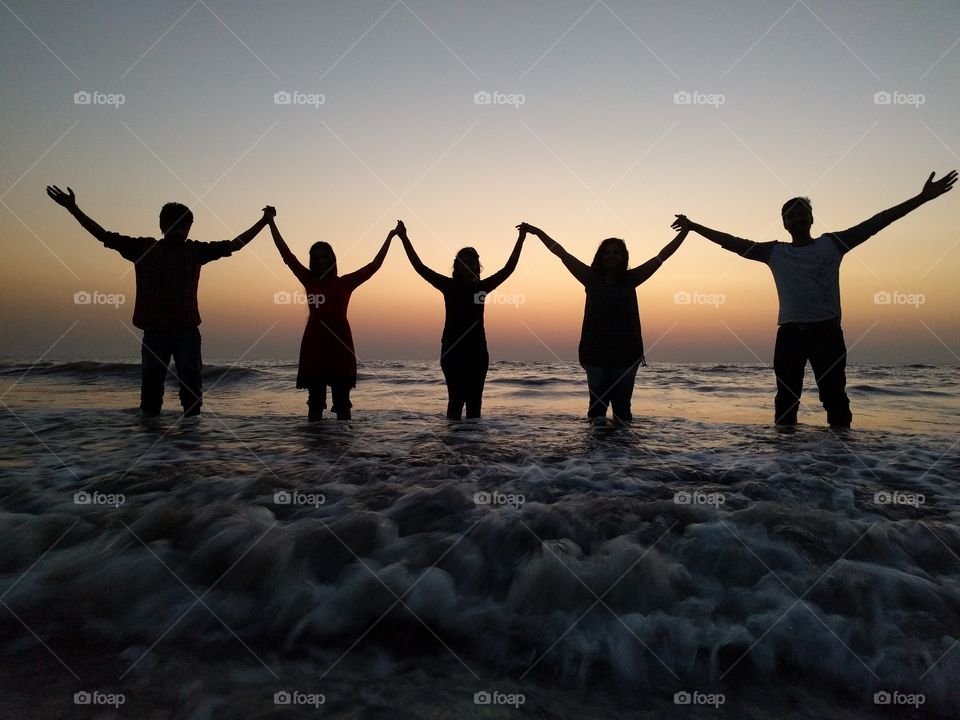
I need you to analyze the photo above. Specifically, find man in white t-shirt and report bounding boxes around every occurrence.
[672,170,956,428]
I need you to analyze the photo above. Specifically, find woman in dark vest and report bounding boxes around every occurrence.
[397,220,525,420]
[518,222,687,423]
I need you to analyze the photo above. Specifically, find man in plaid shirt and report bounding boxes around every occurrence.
[47,185,274,417]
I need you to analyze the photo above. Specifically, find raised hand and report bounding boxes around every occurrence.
[395,220,407,239]
[919,170,957,202]
[515,221,540,236]
[671,214,692,232]
[262,205,277,220]
[46,185,77,210]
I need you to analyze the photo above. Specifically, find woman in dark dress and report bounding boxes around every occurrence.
[396,220,525,420]
[519,221,688,423]
[269,215,394,420]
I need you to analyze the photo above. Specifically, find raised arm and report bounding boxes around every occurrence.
[267,213,312,285]
[627,227,689,286]
[833,170,957,252]
[343,227,395,288]
[520,222,591,285]
[395,220,448,290]
[46,186,108,241]
[227,207,273,252]
[480,226,526,291]
[672,214,772,263]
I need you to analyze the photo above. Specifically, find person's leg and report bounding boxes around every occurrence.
[140,331,172,416]
[809,323,852,428]
[584,365,610,419]
[330,381,352,421]
[172,327,203,416]
[307,383,327,421]
[609,362,640,423]
[440,353,465,420]
[464,350,489,419]
[773,325,807,426]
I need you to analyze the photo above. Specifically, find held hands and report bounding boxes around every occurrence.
[671,214,693,233]
[393,220,407,240]
[919,170,957,202]
[515,221,540,237]
[46,185,77,211]
[262,205,277,221]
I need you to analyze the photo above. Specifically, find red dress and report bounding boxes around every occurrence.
[278,248,377,389]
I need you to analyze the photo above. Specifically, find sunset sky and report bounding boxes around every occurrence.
[2,1,958,363]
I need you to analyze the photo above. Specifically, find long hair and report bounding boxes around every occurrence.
[452,247,482,281]
[309,241,337,279]
[590,237,629,279]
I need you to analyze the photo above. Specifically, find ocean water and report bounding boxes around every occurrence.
[0,360,958,719]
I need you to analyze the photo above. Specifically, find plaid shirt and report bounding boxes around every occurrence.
[101,232,233,330]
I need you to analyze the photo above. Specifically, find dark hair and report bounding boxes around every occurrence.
[452,247,481,281]
[309,241,337,278]
[159,202,193,236]
[781,197,812,216]
[590,237,629,279]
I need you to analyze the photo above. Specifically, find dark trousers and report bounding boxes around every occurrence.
[583,362,640,422]
[140,327,202,416]
[773,319,852,427]
[440,348,489,420]
[307,382,352,416]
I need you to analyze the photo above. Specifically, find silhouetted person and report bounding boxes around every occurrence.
[397,220,525,420]
[520,222,688,423]
[269,214,393,421]
[46,185,272,417]
[673,170,957,428]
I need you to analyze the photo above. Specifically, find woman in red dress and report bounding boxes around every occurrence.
[268,215,394,420]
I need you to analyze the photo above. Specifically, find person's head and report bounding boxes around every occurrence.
[781,196,813,236]
[591,237,629,277]
[159,202,193,241]
[453,247,481,281]
[309,241,337,278]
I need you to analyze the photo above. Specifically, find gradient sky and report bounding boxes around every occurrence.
[2,0,958,362]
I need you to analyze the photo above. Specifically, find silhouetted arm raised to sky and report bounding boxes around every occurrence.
[227,206,274,251]
[396,220,449,290]
[831,170,957,253]
[672,214,773,263]
[520,222,591,284]
[343,227,395,289]
[626,227,689,286]
[46,185,109,241]
[480,226,526,291]
[268,215,314,286]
